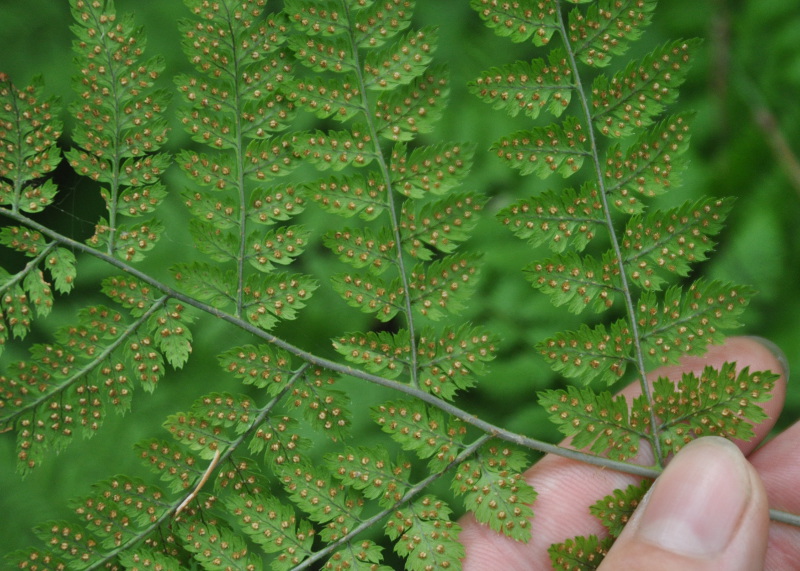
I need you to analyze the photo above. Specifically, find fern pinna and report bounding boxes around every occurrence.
[0,0,794,570]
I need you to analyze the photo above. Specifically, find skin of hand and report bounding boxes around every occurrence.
[459,336,800,570]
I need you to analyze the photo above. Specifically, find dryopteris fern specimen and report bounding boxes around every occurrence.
[0,1,795,570]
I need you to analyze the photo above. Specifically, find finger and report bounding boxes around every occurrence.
[597,437,769,571]
[459,337,788,570]
[746,420,800,570]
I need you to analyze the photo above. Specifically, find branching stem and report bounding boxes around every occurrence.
[554,0,664,465]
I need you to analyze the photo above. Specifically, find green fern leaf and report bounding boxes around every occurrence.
[136,438,203,494]
[654,364,778,454]
[290,368,351,439]
[290,33,355,75]
[604,114,692,213]
[72,476,169,550]
[363,27,437,90]
[385,495,464,571]
[285,0,348,36]
[324,540,394,571]
[128,334,164,391]
[0,273,34,340]
[172,263,235,307]
[589,480,651,538]
[352,0,414,48]
[539,319,634,385]
[375,65,449,141]
[249,415,309,468]
[242,273,318,329]
[417,325,498,399]
[179,520,262,571]
[7,548,68,571]
[400,193,485,260]
[148,301,193,369]
[31,520,103,568]
[328,445,412,508]
[226,493,315,571]
[498,184,605,253]
[548,534,612,570]
[218,344,295,395]
[525,250,622,314]
[304,173,387,220]
[249,184,307,225]
[391,142,475,198]
[592,39,698,138]
[622,198,731,290]
[539,386,646,461]
[333,329,412,378]
[323,227,397,273]
[68,0,170,259]
[296,127,377,170]
[331,272,403,322]
[289,76,364,121]
[101,275,160,317]
[248,225,310,273]
[0,76,62,213]
[164,410,225,461]
[637,280,753,366]
[88,218,164,262]
[469,49,574,119]
[567,0,657,68]
[470,0,559,45]
[408,254,482,321]
[452,442,536,542]
[372,400,466,472]
[278,460,363,542]
[493,117,589,178]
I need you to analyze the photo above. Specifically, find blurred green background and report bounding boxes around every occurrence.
[1,0,799,561]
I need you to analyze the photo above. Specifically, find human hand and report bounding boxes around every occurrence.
[459,336,800,570]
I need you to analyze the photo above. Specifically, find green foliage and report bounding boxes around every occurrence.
[0,0,796,569]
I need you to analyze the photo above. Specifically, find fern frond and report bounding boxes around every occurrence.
[539,319,634,386]
[637,279,753,366]
[0,76,62,214]
[604,114,692,214]
[225,493,315,570]
[591,39,698,138]
[470,49,574,119]
[526,250,622,314]
[498,184,605,253]
[622,198,730,290]
[588,480,651,538]
[493,116,589,178]
[178,520,261,571]
[67,0,170,260]
[452,442,536,541]
[373,400,467,472]
[653,363,778,453]
[471,0,559,45]
[539,386,647,461]
[567,0,657,67]
[328,445,412,508]
[385,495,464,571]
[548,534,611,571]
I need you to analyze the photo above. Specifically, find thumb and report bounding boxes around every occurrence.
[598,437,769,571]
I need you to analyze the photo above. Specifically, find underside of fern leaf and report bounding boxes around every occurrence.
[0,0,792,569]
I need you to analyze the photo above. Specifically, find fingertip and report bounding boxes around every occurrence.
[599,437,769,570]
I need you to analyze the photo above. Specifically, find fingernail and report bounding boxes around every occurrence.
[746,336,790,380]
[635,437,751,558]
